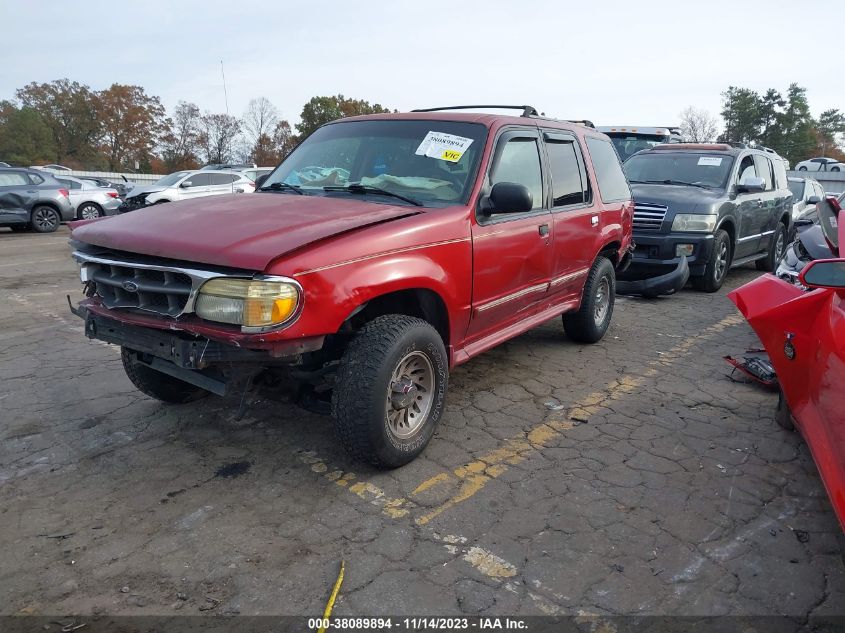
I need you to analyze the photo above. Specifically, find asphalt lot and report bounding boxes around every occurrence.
[1,225,844,619]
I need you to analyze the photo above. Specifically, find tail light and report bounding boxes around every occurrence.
[59,188,69,198]
[107,192,119,198]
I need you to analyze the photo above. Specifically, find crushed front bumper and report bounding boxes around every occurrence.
[617,255,690,297]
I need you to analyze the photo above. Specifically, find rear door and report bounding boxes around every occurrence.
[753,154,780,248]
[542,131,599,300]
[467,128,553,342]
[57,177,83,211]
[209,173,238,195]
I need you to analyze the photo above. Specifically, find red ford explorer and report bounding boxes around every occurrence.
[69,106,634,467]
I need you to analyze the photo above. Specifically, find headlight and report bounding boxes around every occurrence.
[195,277,300,330]
[671,214,718,232]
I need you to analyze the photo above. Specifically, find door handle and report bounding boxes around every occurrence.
[538,224,550,237]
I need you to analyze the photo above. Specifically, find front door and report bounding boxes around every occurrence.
[733,154,763,257]
[467,129,553,342]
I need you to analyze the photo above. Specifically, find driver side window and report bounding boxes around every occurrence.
[736,155,757,185]
[491,138,543,210]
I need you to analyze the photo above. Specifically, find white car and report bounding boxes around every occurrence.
[55,175,122,219]
[787,177,825,220]
[31,164,73,172]
[795,157,843,172]
[120,169,255,211]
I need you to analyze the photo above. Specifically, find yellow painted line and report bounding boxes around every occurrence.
[412,312,744,525]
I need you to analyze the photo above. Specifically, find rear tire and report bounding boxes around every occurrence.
[562,257,615,343]
[332,315,448,468]
[775,390,795,431]
[77,202,103,220]
[756,223,787,272]
[30,205,60,233]
[121,348,208,404]
[692,229,731,292]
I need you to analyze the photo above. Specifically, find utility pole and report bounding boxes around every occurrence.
[221,60,230,116]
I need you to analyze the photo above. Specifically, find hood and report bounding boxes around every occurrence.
[630,183,724,212]
[71,193,422,270]
[126,183,166,198]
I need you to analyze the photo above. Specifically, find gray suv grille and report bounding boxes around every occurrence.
[633,203,668,231]
[89,263,193,316]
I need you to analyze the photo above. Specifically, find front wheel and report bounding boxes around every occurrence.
[692,229,731,292]
[30,205,60,233]
[798,166,808,171]
[832,166,841,172]
[121,348,208,404]
[332,315,448,468]
[756,223,787,272]
[562,256,615,343]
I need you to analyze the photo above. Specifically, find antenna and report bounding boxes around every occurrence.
[220,60,230,115]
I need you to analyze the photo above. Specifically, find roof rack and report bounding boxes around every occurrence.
[565,120,596,129]
[412,105,539,117]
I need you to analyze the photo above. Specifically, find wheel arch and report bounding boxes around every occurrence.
[598,240,622,266]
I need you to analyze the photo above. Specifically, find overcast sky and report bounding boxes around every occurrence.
[2,0,842,129]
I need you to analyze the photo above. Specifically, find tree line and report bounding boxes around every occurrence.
[0,79,390,172]
[1,78,842,173]
[679,82,844,164]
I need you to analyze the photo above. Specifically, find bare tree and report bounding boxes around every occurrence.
[198,112,241,164]
[242,97,279,145]
[679,106,719,143]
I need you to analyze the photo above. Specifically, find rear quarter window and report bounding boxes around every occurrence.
[585,137,631,203]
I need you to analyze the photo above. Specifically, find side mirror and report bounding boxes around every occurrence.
[737,176,765,193]
[799,259,845,289]
[489,182,533,213]
[255,174,269,189]
[807,195,822,205]
[180,180,192,188]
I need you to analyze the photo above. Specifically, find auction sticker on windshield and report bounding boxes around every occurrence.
[416,131,474,163]
[697,157,723,166]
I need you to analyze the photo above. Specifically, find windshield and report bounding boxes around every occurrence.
[624,153,734,189]
[262,119,488,207]
[154,171,191,187]
[788,180,805,199]
[607,134,670,162]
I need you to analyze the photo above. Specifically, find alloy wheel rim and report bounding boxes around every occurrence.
[80,205,99,220]
[714,242,728,281]
[35,208,57,230]
[386,350,434,439]
[594,277,610,325]
[775,231,785,261]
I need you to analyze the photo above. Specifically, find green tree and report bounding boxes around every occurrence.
[296,94,391,137]
[15,79,99,167]
[757,89,785,150]
[0,104,56,165]
[160,101,202,171]
[95,84,168,171]
[719,86,762,144]
[815,109,845,155]
[777,83,814,164]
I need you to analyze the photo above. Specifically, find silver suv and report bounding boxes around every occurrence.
[0,167,75,233]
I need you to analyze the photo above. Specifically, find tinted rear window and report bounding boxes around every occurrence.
[586,137,630,202]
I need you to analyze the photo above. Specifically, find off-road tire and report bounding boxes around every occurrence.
[692,229,731,292]
[562,256,615,343]
[121,347,208,404]
[775,390,794,431]
[756,223,787,272]
[30,205,60,233]
[332,314,448,468]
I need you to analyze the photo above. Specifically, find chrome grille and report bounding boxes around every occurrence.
[633,203,668,231]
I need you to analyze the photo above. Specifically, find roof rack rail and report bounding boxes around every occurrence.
[565,120,596,129]
[412,105,539,117]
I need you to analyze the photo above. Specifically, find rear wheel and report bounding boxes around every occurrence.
[692,229,730,292]
[30,205,60,233]
[121,348,208,404]
[332,315,448,468]
[756,223,787,272]
[562,257,615,343]
[77,202,103,220]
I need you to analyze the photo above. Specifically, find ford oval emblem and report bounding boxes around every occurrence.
[122,280,139,293]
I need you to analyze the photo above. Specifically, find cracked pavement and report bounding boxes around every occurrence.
[1,226,844,619]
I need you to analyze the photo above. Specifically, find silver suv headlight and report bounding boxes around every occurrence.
[195,277,301,331]
[671,214,718,232]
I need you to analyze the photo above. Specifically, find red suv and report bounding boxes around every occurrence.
[69,106,634,467]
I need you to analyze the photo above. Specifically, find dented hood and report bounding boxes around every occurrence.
[71,193,421,270]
